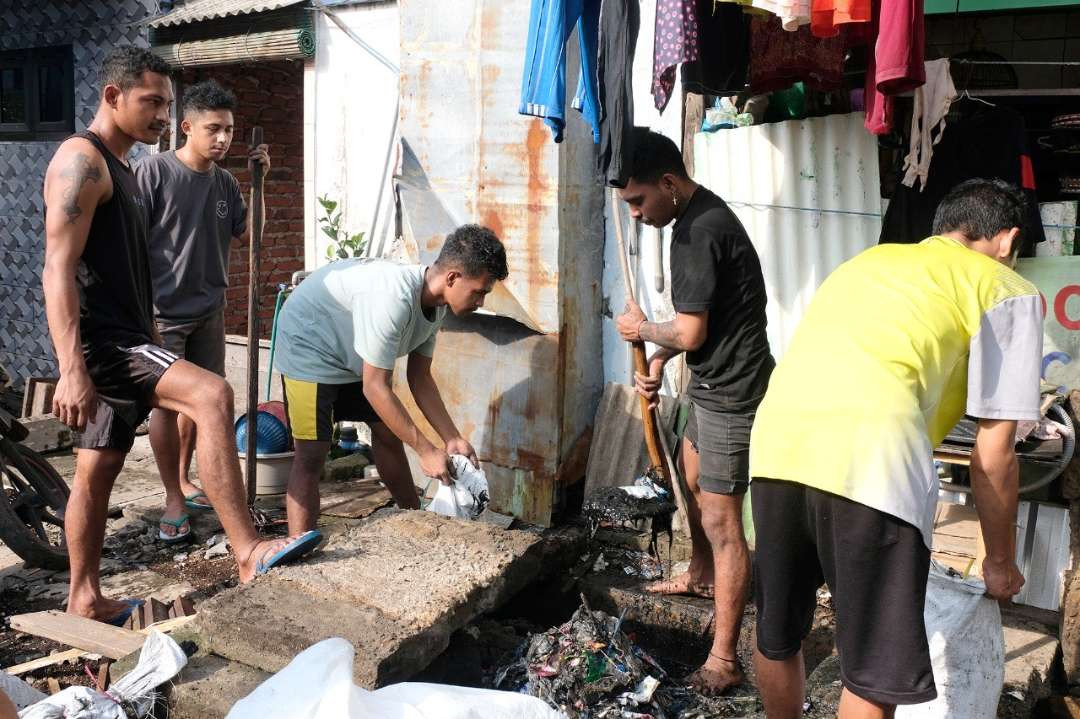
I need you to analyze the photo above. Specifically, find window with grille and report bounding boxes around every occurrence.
[0,45,74,141]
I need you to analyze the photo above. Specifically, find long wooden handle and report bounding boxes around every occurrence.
[245,126,265,506]
[611,190,666,481]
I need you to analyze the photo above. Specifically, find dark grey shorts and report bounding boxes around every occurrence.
[685,403,754,495]
[157,310,226,376]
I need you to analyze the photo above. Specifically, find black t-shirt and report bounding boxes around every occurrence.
[880,103,1045,256]
[671,187,775,413]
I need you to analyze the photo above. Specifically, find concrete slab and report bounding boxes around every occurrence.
[1000,618,1061,714]
[170,653,270,719]
[191,510,584,687]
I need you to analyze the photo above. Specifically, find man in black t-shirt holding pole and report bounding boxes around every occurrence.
[615,128,775,695]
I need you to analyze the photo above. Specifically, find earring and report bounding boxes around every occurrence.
[672,192,678,208]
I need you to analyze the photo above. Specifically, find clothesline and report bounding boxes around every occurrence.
[725,200,1080,231]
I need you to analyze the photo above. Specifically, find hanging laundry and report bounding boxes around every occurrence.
[865,0,926,135]
[682,0,751,97]
[811,0,871,38]
[901,58,956,190]
[749,14,846,93]
[752,0,810,31]
[880,102,1046,256]
[598,0,641,186]
[652,0,699,112]
[519,0,602,143]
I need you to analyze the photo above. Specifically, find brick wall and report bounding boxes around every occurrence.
[176,61,305,338]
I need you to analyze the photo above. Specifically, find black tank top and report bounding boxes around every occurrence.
[56,131,155,348]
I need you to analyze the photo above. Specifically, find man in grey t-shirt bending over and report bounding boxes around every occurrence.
[274,225,507,538]
[136,79,268,542]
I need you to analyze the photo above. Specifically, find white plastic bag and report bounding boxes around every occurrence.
[896,561,1004,719]
[226,637,565,719]
[19,631,188,719]
[426,455,489,520]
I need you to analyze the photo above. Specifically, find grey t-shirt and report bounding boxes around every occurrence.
[135,151,247,321]
[274,258,447,384]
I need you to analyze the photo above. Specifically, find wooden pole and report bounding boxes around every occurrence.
[610,189,666,482]
[245,126,265,507]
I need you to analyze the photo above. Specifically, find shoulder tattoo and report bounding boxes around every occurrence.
[59,153,102,224]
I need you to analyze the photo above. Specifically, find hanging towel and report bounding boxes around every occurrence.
[752,0,810,30]
[865,0,926,135]
[749,15,846,93]
[519,0,602,143]
[810,0,871,37]
[598,0,641,186]
[652,0,700,112]
[901,59,956,190]
[682,0,751,97]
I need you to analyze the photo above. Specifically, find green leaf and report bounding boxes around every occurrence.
[321,226,338,240]
[319,198,338,213]
[325,245,334,259]
[337,248,348,259]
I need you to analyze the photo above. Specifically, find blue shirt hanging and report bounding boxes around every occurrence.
[519,0,602,144]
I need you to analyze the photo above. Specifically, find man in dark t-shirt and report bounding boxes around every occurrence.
[615,128,774,695]
[41,48,318,625]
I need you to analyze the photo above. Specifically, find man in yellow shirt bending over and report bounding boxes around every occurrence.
[749,178,1042,719]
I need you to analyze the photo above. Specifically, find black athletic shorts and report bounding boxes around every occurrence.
[78,342,179,452]
[751,478,936,706]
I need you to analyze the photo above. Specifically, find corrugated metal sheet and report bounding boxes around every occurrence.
[694,112,882,359]
[397,0,604,525]
[149,0,304,27]
[1015,501,1071,611]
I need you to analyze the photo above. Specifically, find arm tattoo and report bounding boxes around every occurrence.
[59,153,102,225]
[640,320,686,351]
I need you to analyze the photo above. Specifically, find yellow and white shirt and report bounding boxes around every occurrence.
[750,236,1043,546]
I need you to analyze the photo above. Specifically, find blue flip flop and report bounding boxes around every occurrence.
[107,598,145,627]
[184,490,213,513]
[255,530,324,576]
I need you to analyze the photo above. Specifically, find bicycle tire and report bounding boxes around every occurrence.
[0,441,70,569]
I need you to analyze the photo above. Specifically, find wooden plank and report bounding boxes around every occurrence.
[18,415,73,453]
[9,611,147,659]
[46,677,61,695]
[149,597,171,624]
[4,613,198,675]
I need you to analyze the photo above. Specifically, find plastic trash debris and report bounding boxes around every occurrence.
[225,637,564,719]
[19,631,188,719]
[426,455,490,520]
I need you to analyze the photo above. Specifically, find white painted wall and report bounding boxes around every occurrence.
[600,0,685,393]
[304,1,400,270]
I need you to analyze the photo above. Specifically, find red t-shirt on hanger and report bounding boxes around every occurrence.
[811,0,871,38]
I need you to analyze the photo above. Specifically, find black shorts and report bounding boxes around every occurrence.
[751,478,936,706]
[281,377,380,442]
[684,403,753,495]
[79,343,179,452]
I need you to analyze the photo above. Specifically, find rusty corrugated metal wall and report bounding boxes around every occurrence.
[396,0,604,525]
[694,112,882,359]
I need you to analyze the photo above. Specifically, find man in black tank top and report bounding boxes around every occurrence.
[42,47,321,625]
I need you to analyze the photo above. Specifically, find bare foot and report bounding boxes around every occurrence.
[645,571,715,599]
[235,536,292,583]
[688,654,744,696]
[67,595,137,625]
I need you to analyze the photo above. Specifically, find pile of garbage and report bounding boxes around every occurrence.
[495,602,670,718]
[582,475,676,535]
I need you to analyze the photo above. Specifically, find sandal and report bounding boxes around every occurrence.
[184,490,213,513]
[158,514,192,544]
